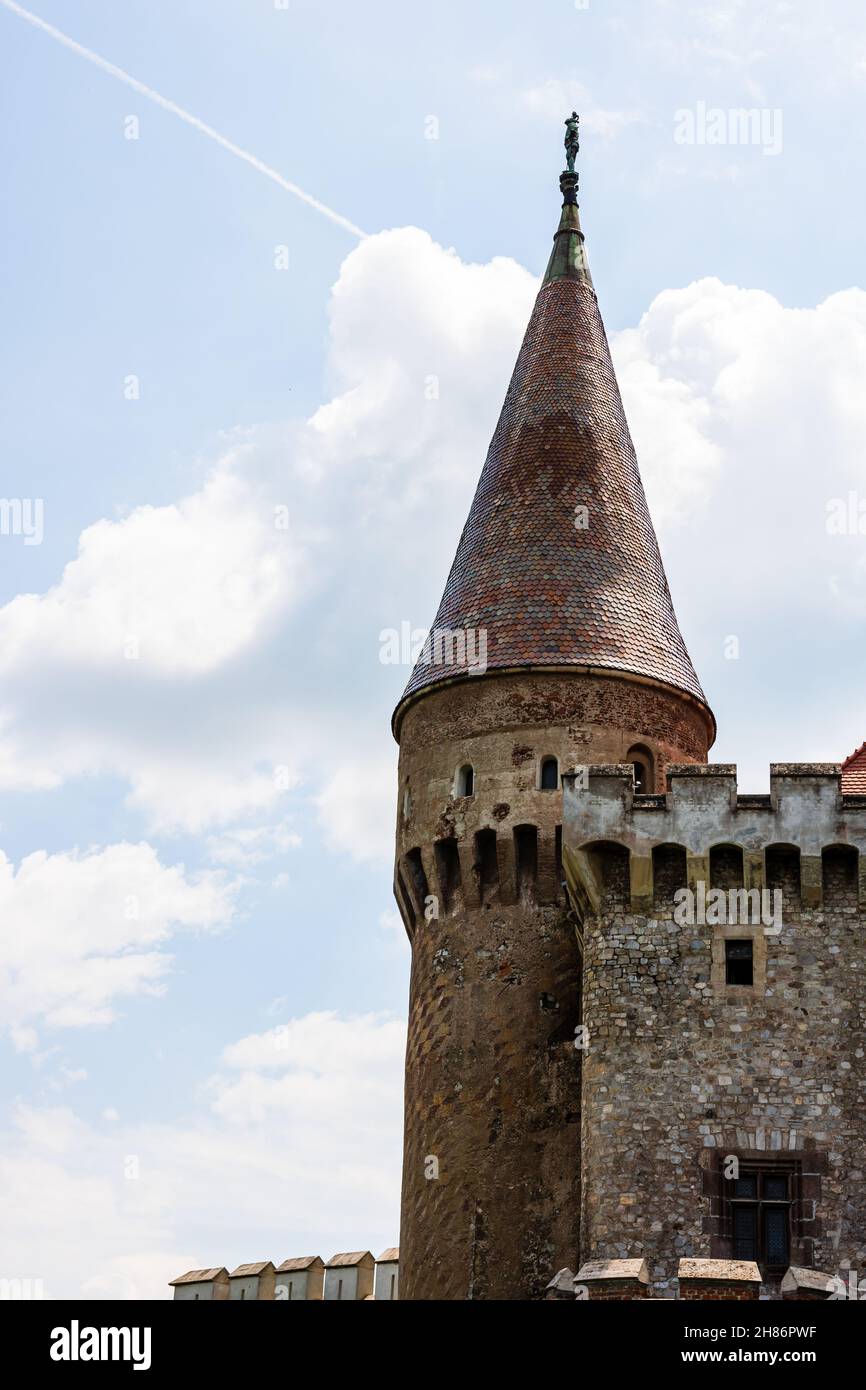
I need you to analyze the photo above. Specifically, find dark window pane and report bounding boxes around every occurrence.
[764,1208,789,1266]
[725,939,754,985]
[541,758,558,791]
[733,1174,757,1199]
[763,1175,788,1201]
[733,1206,758,1260]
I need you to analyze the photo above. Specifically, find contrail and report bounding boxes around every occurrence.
[0,0,367,239]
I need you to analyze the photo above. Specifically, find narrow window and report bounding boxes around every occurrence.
[434,836,462,914]
[514,825,538,903]
[725,939,753,986]
[822,845,859,908]
[337,1278,343,1301]
[652,844,687,907]
[390,1273,396,1299]
[455,763,474,797]
[711,844,745,890]
[474,829,500,906]
[404,848,429,916]
[540,757,558,790]
[240,1287,245,1300]
[626,745,654,794]
[555,824,563,899]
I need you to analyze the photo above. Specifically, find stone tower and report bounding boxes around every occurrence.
[391,141,715,1300]
[563,763,866,1297]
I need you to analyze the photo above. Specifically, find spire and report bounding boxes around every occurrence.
[393,121,712,737]
[543,170,593,286]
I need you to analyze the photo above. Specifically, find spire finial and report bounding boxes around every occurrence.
[564,110,580,174]
[561,111,580,206]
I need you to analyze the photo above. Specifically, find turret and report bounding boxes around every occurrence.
[392,119,714,1299]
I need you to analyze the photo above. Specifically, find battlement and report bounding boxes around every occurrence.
[562,763,866,922]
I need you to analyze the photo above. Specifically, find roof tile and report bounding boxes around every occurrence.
[394,188,709,733]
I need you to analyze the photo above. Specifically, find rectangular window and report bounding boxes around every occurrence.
[725,938,754,986]
[729,1168,792,1273]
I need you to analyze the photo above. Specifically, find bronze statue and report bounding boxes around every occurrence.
[564,111,580,172]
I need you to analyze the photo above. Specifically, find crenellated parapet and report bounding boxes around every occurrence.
[562,763,866,924]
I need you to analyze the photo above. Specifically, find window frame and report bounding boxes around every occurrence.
[454,763,475,798]
[725,937,754,986]
[724,1160,797,1277]
[539,756,559,791]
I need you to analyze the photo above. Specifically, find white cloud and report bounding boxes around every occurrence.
[0,229,536,848]
[613,278,866,570]
[0,1011,404,1298]
[521,79,645,139]
[315,753,397,865]
[610,276,866,785]
[0,462,298,679]
[0,842,235,1039]
[4,230,866,844]
[205,821,302,869]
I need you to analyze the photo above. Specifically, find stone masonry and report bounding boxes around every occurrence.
[563,763,866,1298]
[390,126,865,1300]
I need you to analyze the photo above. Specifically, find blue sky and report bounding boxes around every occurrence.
[1,0,866,1297]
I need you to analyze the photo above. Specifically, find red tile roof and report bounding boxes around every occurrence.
[393,182,711,736]
[842,742,866,793]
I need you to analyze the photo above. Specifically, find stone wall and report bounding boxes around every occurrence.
[564,764,866,1298]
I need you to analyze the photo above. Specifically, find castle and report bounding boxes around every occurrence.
[390,122,866,1300]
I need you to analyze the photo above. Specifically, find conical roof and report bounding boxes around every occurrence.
[393,163,711,736]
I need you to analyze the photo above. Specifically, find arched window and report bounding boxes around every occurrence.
[540,756,559,791]
[455,763,474,798]
[626,744,654,794]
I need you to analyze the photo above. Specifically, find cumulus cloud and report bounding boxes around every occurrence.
[0,462,298,679]
[611,277,866,785]
[315,753,397,865]
[0,842,235,1041]
[0,229,537,852]
[2,230,866,845]
[0,1011,404,1298]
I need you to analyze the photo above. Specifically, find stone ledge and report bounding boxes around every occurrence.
[576,1258,649,1284]
[781,1266,836,1298]
[678,1258,761,1283]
